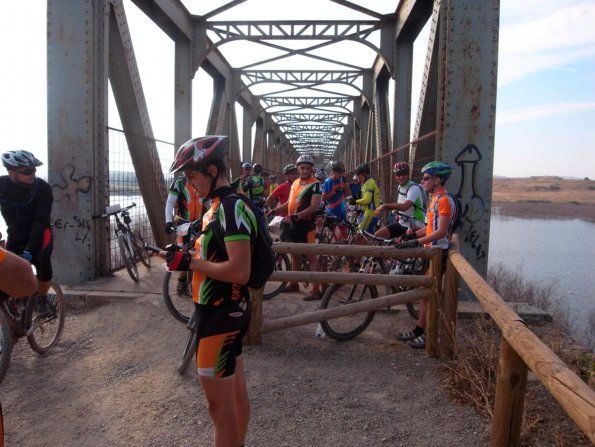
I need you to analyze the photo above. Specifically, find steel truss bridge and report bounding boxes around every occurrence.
[46,0,498,283]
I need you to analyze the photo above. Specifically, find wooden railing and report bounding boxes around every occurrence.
[247,239,595,445]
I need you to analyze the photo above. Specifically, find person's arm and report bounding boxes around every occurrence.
[297,193,321,220]
[165,193,177,222]
[265,193,278,209]
[0,249,37,296]
[416,214,448,245]
[26,181,53,254]
[190,239,251,285]
[355,184,372,207]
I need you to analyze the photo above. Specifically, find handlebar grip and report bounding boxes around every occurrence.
[143,243,163,253]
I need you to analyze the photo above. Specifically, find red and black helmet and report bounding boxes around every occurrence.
[392,161,410,175]
[169,136,229,174]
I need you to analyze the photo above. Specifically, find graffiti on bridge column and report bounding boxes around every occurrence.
[51,164,93,244]
[454,144,487,261]
[52,164,92,210]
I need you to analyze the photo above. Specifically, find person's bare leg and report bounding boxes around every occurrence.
[199,374,239,447]
[308,254,320,293]
[234,356,250,445]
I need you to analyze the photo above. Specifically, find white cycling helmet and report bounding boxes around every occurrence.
[2,150,43,169]
[296,154,314,166]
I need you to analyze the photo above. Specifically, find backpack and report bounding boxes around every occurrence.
[433,192,462,233]
[211,193,276,289]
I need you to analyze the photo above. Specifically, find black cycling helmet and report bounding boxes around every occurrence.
[253,163,263,174]
[242,162,252,170]
[2,150,43,169]
[169,136,229,174]
[330,160,345,172]
[354,163,370,176]
[283,163,297,174]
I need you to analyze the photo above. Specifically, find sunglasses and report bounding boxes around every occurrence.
[394,171,408,176]
[421,176,434,182]
[17,167,36,176]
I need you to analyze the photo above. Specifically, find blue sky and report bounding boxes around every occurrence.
[1,0,594,179]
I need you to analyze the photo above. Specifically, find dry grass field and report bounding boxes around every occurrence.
[491,176,595,221]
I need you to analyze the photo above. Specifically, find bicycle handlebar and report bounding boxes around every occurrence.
[92,202,136,219]
[358,230,395,245]
[143,243,164,253]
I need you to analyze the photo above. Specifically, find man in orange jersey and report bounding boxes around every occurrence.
[274,154,323,301]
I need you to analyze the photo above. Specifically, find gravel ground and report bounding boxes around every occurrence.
[1,273,492,446]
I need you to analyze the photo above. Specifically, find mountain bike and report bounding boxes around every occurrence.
[0,281,66,383]
[92,203,151,282]
[319,231,427,341]
[160,220,201,323]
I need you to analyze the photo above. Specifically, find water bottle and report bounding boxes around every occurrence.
[315,323,326,338]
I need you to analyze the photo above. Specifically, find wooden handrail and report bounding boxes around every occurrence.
[446,239,595,444]
[272,241,440,259]
[270,270,431,288]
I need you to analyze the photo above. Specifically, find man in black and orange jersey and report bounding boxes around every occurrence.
[164,175,204,294]
[163,135,255,447]
[275,154,322,301]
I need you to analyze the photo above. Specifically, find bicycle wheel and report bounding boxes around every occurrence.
[162,271,193,323]
[384,258,424,320]
[132,233,151,268]
[118,234,139,282]
[25,281,66,354]
[320,283,377,341]
[177,313,197,375]
[0,312,13,384]
[263,253,290,300]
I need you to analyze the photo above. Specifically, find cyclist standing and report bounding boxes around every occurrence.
[349,163,380,233]
[242,163,266,208]
[165,135,255,447]
[396,161,457,349]
[321,161,351,239]
[164,175,204,294]
[374,161,427,239]
[230,162,253,194]
[0,150,53,315]
[267,164,298,242]
[274,154,323,301]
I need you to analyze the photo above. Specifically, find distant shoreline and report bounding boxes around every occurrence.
[492,202,595,222]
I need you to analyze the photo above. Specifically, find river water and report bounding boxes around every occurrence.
[488,210,595,336]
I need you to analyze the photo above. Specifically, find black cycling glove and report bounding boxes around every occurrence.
[165,222,174,234]
[396,239,420,249]
[401,232,417,241]
[165,244,192,271]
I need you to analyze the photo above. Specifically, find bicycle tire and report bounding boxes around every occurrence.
[118,234,139,282]
[25,281,66,354]
[0,312,13,384]
[132,233,151,268]
[263,253,290,300]
[177,314,197,374]
[319,283,377,341]
[383,258,424,320]
[162,271,193,324]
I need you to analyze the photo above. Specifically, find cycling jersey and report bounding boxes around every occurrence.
[425,186,455,250]
[269,181,291,217]
[322,176,347,219]
[242,175,265,204]
[356,177,379,232]
[0,176,53,254]
[165,176,202,222]
[191,187,257,306]
[287,177,321,219]
[397,180,426,228]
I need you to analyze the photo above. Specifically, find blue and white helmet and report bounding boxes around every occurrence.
[2,150,43,169]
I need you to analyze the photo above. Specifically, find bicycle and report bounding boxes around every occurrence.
[319,231,427,341]
[160,220,201,323]
[0,281,66,383]
[92,203,151,282]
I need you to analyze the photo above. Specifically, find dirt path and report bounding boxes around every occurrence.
[1,272,490,446]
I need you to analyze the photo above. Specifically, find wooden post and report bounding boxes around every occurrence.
[440,250,459,359]
[245,287,263,346]
[425,249,443,358]
[490,338,528,447]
